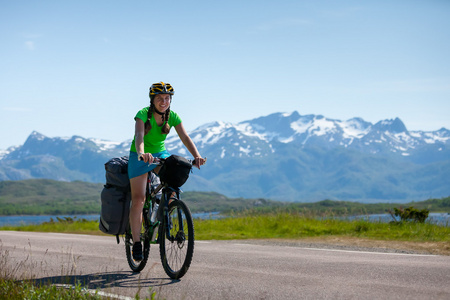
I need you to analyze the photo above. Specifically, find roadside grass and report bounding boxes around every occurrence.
[0,278,158,300]
[194,212,450,243]
[0,240,157,300]
[0,217,102,235]
[0,241,103,300]
[0,279,102,300]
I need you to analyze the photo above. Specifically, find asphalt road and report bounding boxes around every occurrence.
[1,231,449,299]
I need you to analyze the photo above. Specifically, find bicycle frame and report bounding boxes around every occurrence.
[143,174,162,244]
[144,173,183,243]
[125,156,197,278]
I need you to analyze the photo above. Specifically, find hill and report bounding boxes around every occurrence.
[0,180,448,217]
[0,179,102,215]
[0,179,278,215]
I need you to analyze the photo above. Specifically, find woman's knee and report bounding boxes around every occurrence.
[131,193,145,207]
[130,173,147,200]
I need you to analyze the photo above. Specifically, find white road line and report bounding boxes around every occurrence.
[54,284,135,300]
[223,242,438,257]
[293,247,438,257]
[93,290,135,300]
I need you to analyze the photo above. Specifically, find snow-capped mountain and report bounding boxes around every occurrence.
[1,112,449,202]
[167,111,449,164]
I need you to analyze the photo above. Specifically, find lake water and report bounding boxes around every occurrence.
[337,213,450,226]
[0,212,448,227]
[0,212,222,227]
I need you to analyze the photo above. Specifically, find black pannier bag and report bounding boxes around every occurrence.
[99,156,131,238]
[158,155,192,187]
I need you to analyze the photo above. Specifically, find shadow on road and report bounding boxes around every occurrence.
[25,271,179,289]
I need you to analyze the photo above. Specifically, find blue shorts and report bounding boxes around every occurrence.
[128,150,171,179]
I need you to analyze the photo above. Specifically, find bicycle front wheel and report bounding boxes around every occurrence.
[159,199,194,279]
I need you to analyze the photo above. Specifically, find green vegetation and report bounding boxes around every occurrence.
[0,217,102,234]
[247,197,450,216]
[0,240,102,300]
[194,212,450,242]
[182,192,280,213]
[391,206,430,223]
[0,180,102,215]
[0,242,157,300]
[0,179,280,215]
[0,279,102,300]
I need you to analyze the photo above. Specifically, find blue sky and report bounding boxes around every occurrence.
[1,0,449,150]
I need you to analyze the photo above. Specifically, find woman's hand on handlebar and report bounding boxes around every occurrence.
[138,152,154,164]
[193,157,206,169]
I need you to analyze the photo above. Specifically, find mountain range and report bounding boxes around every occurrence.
[1,111,449,202]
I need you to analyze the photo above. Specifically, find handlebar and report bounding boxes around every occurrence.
[138,155,207,167]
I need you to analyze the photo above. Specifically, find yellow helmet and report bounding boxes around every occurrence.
[149,82,174,98]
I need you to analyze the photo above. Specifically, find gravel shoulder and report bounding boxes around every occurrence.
[237,236,450,256]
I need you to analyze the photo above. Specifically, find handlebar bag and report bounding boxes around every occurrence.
[158,155,192,187]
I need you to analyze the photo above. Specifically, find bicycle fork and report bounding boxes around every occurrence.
[162,189,184,243]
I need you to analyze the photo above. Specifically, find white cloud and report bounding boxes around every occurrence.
[23,33,42,50]
[25,41,35,50]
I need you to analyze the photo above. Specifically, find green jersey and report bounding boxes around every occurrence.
[130,107,182,154]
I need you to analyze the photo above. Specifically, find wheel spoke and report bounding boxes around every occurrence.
[160,199,194,279]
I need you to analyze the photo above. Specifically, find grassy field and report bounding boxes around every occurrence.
[195,213,450,242]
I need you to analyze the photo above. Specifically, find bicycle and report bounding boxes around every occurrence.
[124,157,198,279]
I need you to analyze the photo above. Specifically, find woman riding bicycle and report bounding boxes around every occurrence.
[128,81,206,261]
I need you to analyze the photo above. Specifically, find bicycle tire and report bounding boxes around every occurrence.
[159,199,194,279]
[125,222,151,272]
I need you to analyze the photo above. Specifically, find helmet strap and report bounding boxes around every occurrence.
[153,108,165,116]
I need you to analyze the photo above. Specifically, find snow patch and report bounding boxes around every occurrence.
[220,148,226,158]
[239,146,251,155]
[311,118,336,136]
[279,136,294,143]
[0,149,8,160]
[340,119,370,139]
[91,139,122,151]
[290,119,311,134]
[235,123,268,141]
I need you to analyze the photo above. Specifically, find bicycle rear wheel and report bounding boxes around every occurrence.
[125,221,150,272]
[159,199,194,279]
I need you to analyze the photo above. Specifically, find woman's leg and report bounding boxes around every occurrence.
[129,172,148,243]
